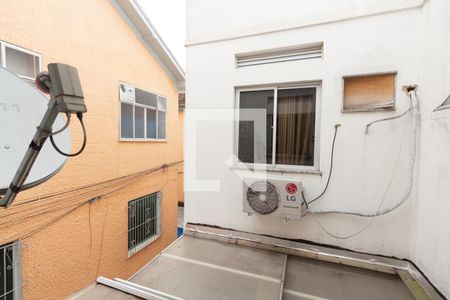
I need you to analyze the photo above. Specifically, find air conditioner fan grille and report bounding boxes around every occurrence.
[246,181,279,215]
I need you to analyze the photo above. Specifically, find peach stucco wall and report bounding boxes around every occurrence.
[0,1,182,299]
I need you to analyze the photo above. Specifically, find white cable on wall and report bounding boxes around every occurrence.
[307,90,419,239]
[310,114,407,239]
[309,90,419,218]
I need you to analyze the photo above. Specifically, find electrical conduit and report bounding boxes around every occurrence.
[309,90,419,217]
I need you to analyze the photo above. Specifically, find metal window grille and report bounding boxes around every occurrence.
[128,193,161,257]
[0,242,21,300]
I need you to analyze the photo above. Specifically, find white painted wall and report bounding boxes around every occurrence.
[411,0,450,296]
[185,0,450,296]
[186,0,425,45]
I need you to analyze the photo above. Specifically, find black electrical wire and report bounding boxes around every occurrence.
[13,160,183,207]
[51,113,71,136]
[2,170,159,222]
[18,201,87,240]
[301,191,309,210]
[0,114,75,196]
[16,165,174,241]
[1,165,177,227]
[306,124,340,206]
[39,113,72,141]
[50,113,87,157]
[1,163,175,228]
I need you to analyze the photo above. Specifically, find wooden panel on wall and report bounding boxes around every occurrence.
[343,73,396,111]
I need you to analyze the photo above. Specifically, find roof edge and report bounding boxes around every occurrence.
[111,0,185,92]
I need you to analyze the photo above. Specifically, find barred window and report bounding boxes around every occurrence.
[0,242,21,300]
[128,193,161,257]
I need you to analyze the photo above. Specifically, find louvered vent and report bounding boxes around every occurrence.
[236,43,323,67]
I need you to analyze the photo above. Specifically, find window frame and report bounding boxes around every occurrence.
[0,40,42,83]
[0,241,22,300]
[118,81,168,142]
[127,192,161,257]
[234,82,321,174]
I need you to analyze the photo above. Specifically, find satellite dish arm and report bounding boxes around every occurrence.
[0,63,87,208]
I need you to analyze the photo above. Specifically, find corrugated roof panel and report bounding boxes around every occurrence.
[68,226,438,299]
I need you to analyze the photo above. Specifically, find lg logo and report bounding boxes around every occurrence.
[286,183,297,202]
[286,183,297,194]
[286,195,297,202]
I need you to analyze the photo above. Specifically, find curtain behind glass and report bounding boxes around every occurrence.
[276,88,316,166]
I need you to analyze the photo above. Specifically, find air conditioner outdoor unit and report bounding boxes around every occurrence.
[243,178,306,221]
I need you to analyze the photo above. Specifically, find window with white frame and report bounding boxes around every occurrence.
[237,85,318,169]
[0,41,41,84]
[119,82,167,140]
[128,192,161,257]
[0,241,21,300]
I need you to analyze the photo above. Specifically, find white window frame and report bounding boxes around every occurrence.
[118,81,168,142]
[234,82,321,174]
[0,40,42,82]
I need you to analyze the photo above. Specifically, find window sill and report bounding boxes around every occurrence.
[119,138,167,143]
[128,234,161,258]
[342,106,395,113]
[231,164,322,175]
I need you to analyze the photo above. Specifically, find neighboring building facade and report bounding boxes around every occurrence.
[185,0,450,297]
[0,0,184,299]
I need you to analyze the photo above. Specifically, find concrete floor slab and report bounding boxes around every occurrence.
[283,256,413,300]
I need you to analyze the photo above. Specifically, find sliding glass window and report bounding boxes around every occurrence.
[237,86,317,168]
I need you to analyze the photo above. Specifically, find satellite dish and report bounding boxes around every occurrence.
[0,66,71,194]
